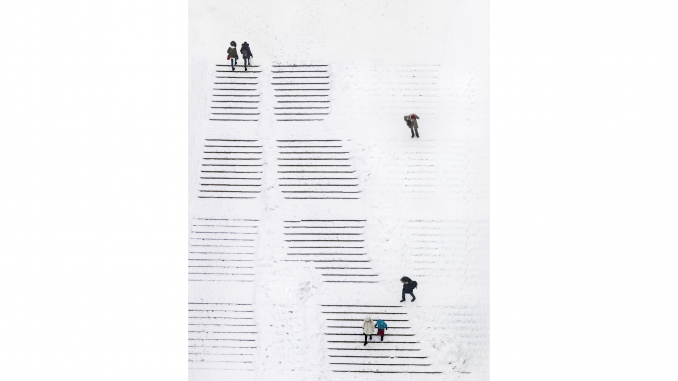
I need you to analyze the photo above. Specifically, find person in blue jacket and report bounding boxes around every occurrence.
[374,319,388,341]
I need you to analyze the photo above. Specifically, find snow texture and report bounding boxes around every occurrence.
[189,0,488,380]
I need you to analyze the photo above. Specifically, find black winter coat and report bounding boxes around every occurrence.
[240,43,253,58]
[401,277,415,292]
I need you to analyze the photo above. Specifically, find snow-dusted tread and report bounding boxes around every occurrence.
[272,64,328,67]
[189,218,258,282]
[398,219,480,280]
[188,302,257,371]
[210,64,261,122]
[271,64,331,121]
[320,304,443,374]
[198,139,263,199]
[282,219,376,282]
[276,140,361,199]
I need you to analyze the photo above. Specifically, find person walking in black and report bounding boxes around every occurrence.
[240,42,253,71]
[400,276,417,302]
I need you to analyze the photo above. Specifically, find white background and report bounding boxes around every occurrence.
[1,0,677,380]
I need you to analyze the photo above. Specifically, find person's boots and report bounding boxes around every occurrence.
[232,67,235,71]
[381,336,384,341]
[370,335,372,340]
[400,299,406,302]
[416,131,419,138]
[411,296,416,302]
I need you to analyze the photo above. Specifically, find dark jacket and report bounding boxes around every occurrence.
[240,43,253,58]
[401,277,415,293]
[227,46,238,60]
[404,115,412,128]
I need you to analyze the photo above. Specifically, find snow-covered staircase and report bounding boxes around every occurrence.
[282,218,378,283]
[210,64,262,122]
[320,304,442,375]
[271,64,331,122]
[188,301,257,372]
[188,217,258,282]
[198,139,264,199]
[276,139,361,200]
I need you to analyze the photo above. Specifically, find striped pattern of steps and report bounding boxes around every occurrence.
[405,220,472,279]
[271,64,330,121]
[276,139,360,200]
[199,139,263,199]
[282,219,377,283]
[211,64,261,121]
[369,140,462,200]
[189,218,257,282]
[353,65,453,120]
[321,304,441,375]
[188,302,256,371]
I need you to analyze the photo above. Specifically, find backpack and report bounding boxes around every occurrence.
[411,280,418,289]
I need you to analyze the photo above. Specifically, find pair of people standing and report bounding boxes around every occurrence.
[226,41,254,71]
[362,316,388,345]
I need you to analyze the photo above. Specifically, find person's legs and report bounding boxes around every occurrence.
[415,127,419,138]
[231,58,235,71]
[364,334,368,345]
[410,291,416,301]
[410,127,415,138]
[401,290,406,302]
[244,58,248,71]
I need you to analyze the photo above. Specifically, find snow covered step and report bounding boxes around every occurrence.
[326,324,413,331]
[189,332,256,341]
[187,361,254,370]
[198,140,264,199]
[216,64,261,67]
[216,69,263,73]
[189,218,258,282]
[282,219,377,282]
[187,300,257,374]
[399,219,478,279]
[271,64,331,121]
[319,303,444,374]
[277,141,361,199]
[330,363,436,373]
[210,65,262,121]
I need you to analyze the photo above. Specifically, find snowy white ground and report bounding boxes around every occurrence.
[189,0,488,380]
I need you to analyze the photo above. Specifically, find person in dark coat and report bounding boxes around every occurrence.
[404,114,420,138]
[227,41,238,71]
[400,276,417,302]
[240,42,253,71]
[404,115,413,137]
